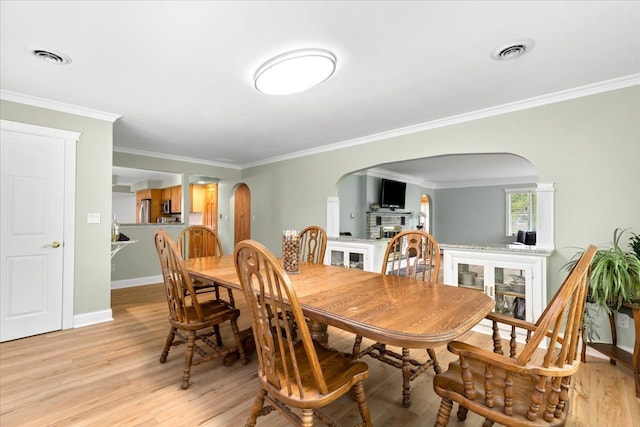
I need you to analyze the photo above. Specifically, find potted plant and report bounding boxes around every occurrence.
[630,231,640,260]
[565,228,640,340]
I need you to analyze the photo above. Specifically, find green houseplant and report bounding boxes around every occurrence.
[566,228,640,311]
[565,228,640,340]
[630,231,640,260]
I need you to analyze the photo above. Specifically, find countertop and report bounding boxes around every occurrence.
[439,242,553,256]
[328,237,390,243]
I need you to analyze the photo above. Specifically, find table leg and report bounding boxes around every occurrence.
[308,319,329,346]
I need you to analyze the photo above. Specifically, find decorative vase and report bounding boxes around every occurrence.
[282,230,300,274]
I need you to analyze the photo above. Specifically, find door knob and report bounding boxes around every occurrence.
[47,241,61,248]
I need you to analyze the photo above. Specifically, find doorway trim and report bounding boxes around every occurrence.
[1,120,79,330]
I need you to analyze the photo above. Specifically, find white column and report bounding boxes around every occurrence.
[326,197,340,238]
[536,182,555,250]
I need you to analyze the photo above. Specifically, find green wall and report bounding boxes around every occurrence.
[433,184,534,244]
[243,86,640,348]
[3,85,639,349]
[1,99,114,316]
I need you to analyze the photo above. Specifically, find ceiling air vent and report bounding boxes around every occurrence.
[27,47,72,64]
[491,39,534,61]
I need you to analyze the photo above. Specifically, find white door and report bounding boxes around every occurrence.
[1,126,67,341]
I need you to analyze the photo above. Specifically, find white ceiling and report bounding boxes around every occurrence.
[2,1,639,185]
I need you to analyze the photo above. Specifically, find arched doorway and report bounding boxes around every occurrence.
[234,183,251,245]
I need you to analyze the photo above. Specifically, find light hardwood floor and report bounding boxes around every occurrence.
[1,283,638,426]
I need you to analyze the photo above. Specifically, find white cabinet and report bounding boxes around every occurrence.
[325,239,388,272]
[442,247,551,342]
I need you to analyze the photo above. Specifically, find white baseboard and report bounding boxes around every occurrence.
[111,275,162,289]
[73,309,113,328]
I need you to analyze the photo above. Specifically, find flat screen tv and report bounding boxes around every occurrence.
[380,178,406,210]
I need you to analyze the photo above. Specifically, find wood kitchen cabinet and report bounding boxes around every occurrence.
[161,187,171,202]
[170,185,181,213]
[135,189,161,223]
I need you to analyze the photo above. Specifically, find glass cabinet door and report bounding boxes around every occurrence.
[450,260,532,322]
[329,249,365,270]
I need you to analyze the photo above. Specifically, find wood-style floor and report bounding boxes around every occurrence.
[1,283,639,426]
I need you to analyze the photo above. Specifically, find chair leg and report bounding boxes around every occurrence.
[181,330,196,389]
[230,318,249,365]
[301,408,314,427]
[352,335,363,359]
[246,387,268,427]
[401,347,412,407]
[213,324,223,347]
[160,326,177,363]
[456,404,468,421]
[427,347,441,374]
[434,398,453,427]
[352,382,372,427]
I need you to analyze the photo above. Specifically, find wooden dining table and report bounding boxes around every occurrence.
[184,255,495,349]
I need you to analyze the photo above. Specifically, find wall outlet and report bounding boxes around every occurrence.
[616,313,629,329]
[111,263,116,272]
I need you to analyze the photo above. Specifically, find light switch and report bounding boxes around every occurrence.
[87,213,101,224]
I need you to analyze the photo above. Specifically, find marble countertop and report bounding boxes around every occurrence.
[328,237,390,244]
[439,242,553,256]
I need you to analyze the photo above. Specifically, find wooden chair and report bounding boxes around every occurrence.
[154,229,248,389]
[433,245,597,427]
[352,229,442,408]
[234,240,372,427]
[299,225,327,265]
[177,225,236,306]
[177,224,223,259]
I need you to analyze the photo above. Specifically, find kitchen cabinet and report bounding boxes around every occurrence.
[161,187,171,202]
[170,185,181,213]
[135,189,161,223]
[442,245,551,343]
[324,238,388,272]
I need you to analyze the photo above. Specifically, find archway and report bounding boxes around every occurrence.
[234,183,251,245]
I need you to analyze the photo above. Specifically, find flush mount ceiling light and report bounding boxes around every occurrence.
[490,39,535,61]
[254,48,336,95]
[27,46,72,64]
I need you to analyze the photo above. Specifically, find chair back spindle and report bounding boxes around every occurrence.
[383,230,440,283]
[298,225,327,265]
[178,225,223,259]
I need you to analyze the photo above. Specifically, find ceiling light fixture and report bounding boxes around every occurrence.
[490,39,534,61]
[254,48,336,95]
[27,46,72,64]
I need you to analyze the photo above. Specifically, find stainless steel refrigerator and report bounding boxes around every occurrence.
[138,199,151,224]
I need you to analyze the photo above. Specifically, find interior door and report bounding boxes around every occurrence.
[1,127,66,342]
[234,183,250,245]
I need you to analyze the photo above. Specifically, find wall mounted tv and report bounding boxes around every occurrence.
[380,178,406,210]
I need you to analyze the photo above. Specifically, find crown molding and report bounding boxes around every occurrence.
[113,145,241,170]
[241,73,640,169]
[0,89,121,122]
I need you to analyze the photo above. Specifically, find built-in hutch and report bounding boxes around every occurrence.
[442,244,552,342]
[324,238,388,272]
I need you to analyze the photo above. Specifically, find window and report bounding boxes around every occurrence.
[505,189,536,236]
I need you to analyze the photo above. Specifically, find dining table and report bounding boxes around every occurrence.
[184,255,495,350]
